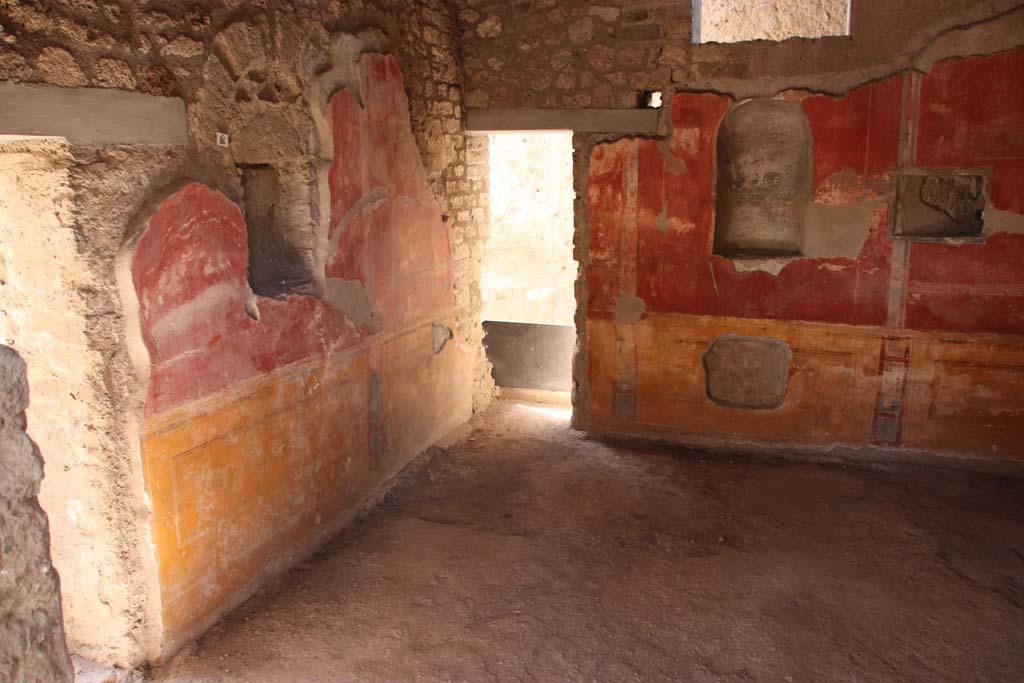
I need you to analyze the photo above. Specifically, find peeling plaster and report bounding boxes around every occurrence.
[614,293,646,325]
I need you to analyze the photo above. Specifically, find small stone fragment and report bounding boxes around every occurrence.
[35,47,87,87]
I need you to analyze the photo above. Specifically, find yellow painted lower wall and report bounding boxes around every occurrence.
[586,315,1024,462]
[140,320,472,657]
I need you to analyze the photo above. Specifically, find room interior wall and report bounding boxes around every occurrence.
[0,0,490,666]
[581,47,1024,463]
[124,58,473,659]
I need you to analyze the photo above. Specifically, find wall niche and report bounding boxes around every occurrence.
[240,163,321,298]
[713,99,812,257]
[893,171,987,239]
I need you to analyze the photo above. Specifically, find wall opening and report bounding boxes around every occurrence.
[481,131,576,396]
[239,163,319,298]
[693,0,851,44]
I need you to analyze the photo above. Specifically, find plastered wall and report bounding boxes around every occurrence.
[128,56,472,656]
[0,0,491,667]
[581,47,1024,462]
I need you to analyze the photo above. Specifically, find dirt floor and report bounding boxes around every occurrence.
[151,400,1024,682]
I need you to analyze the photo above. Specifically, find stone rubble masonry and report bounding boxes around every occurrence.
[0,0,493,666]
[0,345,73,683]
[458,0,1024,107]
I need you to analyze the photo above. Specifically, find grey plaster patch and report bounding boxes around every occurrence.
[614,293,646,325]
[802,200,880,259]
[702,334,792,410]
[722,200,879,275]
[0,82,187,145]
[983,207,1024,236]
[656,202,668,233]
[432,323,454,355]
[323,278,376,327]
[730,257,792,276]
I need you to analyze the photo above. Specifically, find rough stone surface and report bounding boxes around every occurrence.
[0,345,73,683]
[714,98,812,256]
[0,138,144,668]
[34,47,86,87]
[696,0,849,43]
[152,400,1024,682]
[702,334,792,409]
[92,58,134,89]
[482,132,575,325]
[458,0,1024,106]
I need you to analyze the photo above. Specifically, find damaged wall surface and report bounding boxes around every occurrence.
[458,0,1024,108]
[0,0,490,667]
[582,45,1024,461]
[127,56,472,657]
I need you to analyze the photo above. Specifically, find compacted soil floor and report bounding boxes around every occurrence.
[151,400,1024,682]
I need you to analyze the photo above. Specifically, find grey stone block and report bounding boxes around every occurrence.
[702,334,792,410]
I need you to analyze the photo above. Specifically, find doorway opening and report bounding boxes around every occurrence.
[481,131,576,405]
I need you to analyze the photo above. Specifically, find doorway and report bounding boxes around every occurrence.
[481,131,576,401]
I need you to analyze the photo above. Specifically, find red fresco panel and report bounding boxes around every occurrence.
[916,47,1024,212]
[133,183,362,416]
[593,89,893,326]
[906,234,1024,335]
[907,47,1024,334]
[587,141,631,316]
[134,54,453,416]
[801,75,903,195]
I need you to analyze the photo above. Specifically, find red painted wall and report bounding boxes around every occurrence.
[585,48,1024,459]
[588,47,1024,336]
[129,53,470,654]
[907,50,1024,335]
[133,54,453,417]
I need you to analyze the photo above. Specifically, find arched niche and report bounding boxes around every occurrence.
[713,98,812,257]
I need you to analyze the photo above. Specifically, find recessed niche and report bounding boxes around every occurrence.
[893,171,987,239]
[240,164,319,298]
[713,99,812,258]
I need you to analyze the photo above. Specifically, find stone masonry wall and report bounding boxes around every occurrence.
[0,345,73,683]
[458,0,1024,107]
[0,0,492,665]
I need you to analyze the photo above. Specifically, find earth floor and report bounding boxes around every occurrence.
[151,399,1024,682]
